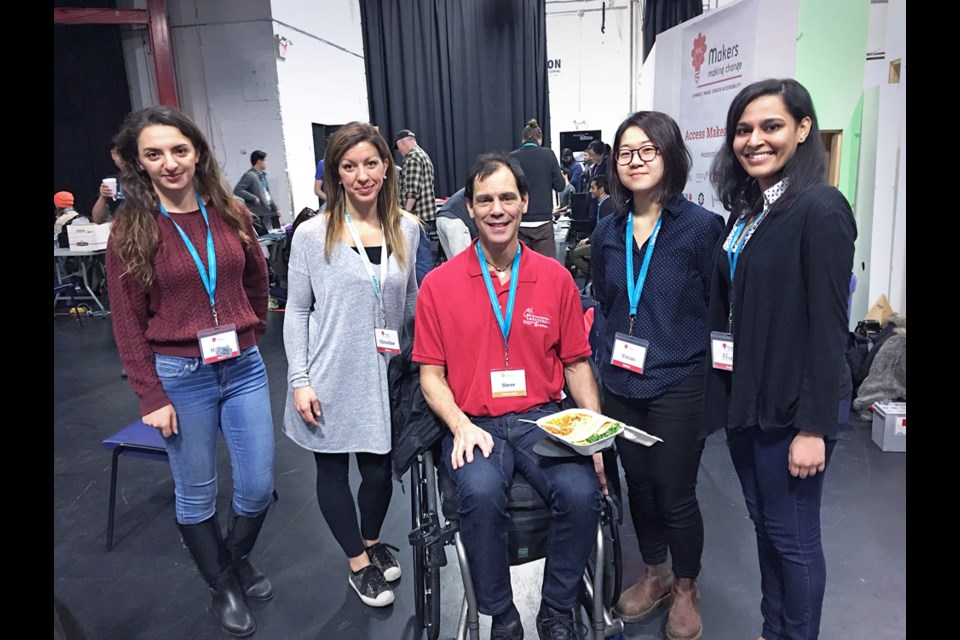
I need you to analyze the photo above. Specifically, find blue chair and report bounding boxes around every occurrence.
[101,420,280,551]
[101,420,169,551]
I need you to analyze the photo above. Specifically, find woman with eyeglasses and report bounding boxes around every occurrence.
[589,112,723,640]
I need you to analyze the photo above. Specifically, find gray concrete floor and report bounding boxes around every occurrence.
[54,311,906,640]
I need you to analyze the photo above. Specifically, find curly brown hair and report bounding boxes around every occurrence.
[111,106,253,287]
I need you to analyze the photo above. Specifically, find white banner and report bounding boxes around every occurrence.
[679,0,760,217]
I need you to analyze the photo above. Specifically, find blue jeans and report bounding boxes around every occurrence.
[728,427,837,640]
[441,404,602,616]
[155,345,275,525]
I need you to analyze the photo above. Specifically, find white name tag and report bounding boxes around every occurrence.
[710,331,734,371]
[375,328,401,354]
[610,333,649,374]
[491,369,527,398]
[198,323,240,364]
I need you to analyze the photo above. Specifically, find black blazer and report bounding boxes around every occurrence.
[702,183,857,438]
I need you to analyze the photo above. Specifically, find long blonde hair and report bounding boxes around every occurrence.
[323,122,410,268]
[111,106,253,287]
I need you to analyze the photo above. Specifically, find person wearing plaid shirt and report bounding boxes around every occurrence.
[394,129,437,224]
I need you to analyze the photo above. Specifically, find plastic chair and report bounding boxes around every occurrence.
[101,420,169,551]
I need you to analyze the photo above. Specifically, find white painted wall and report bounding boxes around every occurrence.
[863,1,889,88]
[867,0,905,317]
[545,0,634,160]
[271,0,368,217]
[851,87,879,327]
[160,0,289,220]
[118,0,367,224]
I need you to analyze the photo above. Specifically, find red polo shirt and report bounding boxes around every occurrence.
[413,239,592,417]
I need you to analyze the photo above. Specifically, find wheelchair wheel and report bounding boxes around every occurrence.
[410,454,442,639]
[601,494,623,609]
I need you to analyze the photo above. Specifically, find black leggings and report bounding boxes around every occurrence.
[313,451,393,559]
[604,373,706,579]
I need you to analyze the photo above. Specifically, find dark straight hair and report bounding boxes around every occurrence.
[710,78,826,217]
[464,152,529,201]
[608,111,691,209]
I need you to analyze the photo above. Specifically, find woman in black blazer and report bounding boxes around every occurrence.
[705,79,856,640]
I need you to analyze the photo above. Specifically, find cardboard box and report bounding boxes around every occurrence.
[67,222,111,251]
[871,402,906,452]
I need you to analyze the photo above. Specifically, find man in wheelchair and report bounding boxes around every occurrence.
[414,153,608,640]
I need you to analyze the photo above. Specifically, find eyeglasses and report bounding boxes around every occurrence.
[615,146,659,165]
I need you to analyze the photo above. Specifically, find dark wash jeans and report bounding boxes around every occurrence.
[442,403,602,616]
[727,426,837,640]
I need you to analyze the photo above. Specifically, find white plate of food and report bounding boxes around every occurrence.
[535,408,627,455]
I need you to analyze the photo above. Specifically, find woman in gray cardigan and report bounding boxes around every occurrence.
[283,122,419,608]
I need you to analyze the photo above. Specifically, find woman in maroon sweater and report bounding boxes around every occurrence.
[107,106,274,638]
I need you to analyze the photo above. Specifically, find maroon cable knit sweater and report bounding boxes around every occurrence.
[106,204,269,416]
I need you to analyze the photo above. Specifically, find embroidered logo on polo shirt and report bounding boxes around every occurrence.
[522,307,551,329]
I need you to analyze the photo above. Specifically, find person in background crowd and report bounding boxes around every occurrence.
[435,188,478,259]
[313,158,327,212]
[705,78,857,640]
[560,147,583,194]
[509,118,565,258]
[591,111,724,640]
[92,139,127,224]
[394,129,437,229]
[234,150,282,233]
[554,167,576,214]
[283,121,420,610]
[106,105,275,638]
[585,140,610,185]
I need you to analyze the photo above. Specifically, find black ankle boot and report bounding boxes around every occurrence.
[491,602,524,640]
[225,506,273,601]
[178,516,256,638]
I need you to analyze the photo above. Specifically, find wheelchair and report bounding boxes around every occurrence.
[407,441,625,640]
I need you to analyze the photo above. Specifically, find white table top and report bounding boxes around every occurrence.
[54,246,106,257]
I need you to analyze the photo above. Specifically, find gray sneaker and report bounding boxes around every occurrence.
[348,565,394,607]
[365,542,402,582]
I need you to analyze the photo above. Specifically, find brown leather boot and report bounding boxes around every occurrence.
[613,563,673,622]
[665,577,702,640]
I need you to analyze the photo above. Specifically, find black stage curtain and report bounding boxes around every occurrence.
[53,20,132,218]
[643,0,703,62]
[360,0,551,198]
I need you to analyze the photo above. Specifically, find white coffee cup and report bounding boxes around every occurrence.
[102,178,118,200]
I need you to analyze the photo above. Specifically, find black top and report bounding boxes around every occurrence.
[702,183,857,438]
[509,144,564,222]
[591,196,724,400]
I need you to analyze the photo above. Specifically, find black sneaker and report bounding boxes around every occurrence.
[348,565,394,607]
[491,602,524,640]
[535,601,587,640]
[365,542,402,582]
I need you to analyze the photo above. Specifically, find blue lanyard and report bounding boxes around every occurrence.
[521,142,538,148]
[259,172,269,192]
[476,242,521,368]
[726,210,768,285]
[625,213,662,335]
[158,193,218,324]
[344,211,389,328]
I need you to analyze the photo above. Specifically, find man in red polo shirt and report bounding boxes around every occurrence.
[414,152,607,640]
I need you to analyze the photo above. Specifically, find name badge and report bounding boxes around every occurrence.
[491,369,527,398]
[710,331,734,371]
[375,328,401,354]
[198,323,240,364]
[610,333,649,374]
